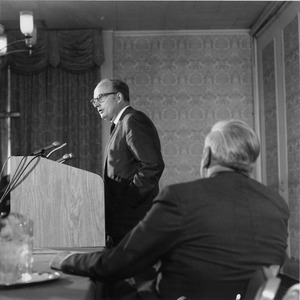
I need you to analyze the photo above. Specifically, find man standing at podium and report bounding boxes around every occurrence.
[90,78,165,247]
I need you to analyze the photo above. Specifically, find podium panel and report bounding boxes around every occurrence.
[10,156,105,248]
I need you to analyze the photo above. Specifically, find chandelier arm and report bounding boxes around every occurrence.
[0,49,30,56]
[0,39,28,52]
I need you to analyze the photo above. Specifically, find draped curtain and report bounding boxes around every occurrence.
[0,29,103,176]
[0,68,8,171]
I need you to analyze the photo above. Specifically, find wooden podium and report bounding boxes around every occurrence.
[10,156,105,249]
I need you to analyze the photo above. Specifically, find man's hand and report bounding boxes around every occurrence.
[50,251,72,270]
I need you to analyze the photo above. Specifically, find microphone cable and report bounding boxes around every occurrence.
[0,140,65,206]
[0,155,40,205]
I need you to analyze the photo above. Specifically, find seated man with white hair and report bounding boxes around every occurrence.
[51,119,289,300]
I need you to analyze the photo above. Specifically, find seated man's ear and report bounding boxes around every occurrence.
[200,147,211,178]
[203,147,212,168]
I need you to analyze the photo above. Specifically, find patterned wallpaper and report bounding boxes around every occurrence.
[284,17,300,262]
[262,41,280,193]
[113,32,254,188]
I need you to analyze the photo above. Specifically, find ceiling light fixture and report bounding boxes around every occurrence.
[0,11,37,56]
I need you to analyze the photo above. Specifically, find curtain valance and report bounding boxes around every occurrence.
[0,29,104,73]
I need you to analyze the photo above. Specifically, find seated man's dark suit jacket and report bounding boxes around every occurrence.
[61,171,289,300]
[104,106,165,245]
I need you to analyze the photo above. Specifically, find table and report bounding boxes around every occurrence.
[0,247,104,300]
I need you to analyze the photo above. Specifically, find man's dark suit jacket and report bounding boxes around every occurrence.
[61,171,289,300]
[104,106,165,245]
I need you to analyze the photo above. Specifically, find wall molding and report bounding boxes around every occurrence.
[114,29,250,37]
[251,1,290,37]
[255,2,300,281]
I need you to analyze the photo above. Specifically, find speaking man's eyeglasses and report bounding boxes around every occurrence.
[90,92,118,106]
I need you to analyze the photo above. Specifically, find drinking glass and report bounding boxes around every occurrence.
[0,212,34,284]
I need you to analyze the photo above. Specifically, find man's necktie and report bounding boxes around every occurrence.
[110,123,115,134]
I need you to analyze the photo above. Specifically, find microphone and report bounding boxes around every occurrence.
[29,141,61,156]
[46,142,67,159]
[56,153,74,164]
